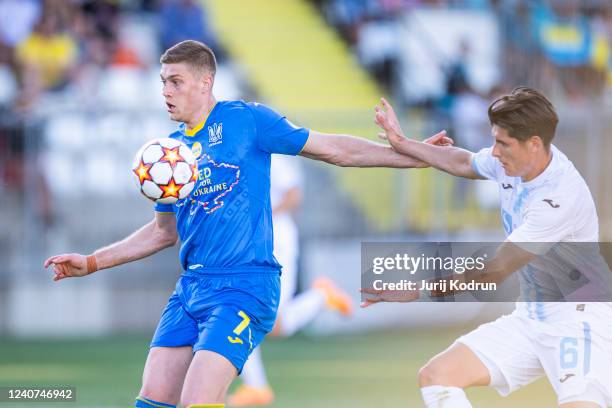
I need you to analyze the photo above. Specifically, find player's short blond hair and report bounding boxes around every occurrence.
[488,87,559,148]
[160,40,217,77]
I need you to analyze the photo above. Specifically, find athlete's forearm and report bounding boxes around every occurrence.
[390,137,477,178]
[469,242,535,284]
[92,219,177,271]
[327,133,428,168]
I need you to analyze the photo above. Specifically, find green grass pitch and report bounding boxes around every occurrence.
[0,328,554,407]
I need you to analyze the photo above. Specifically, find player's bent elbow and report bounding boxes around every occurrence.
[156,229,178,248]
[460,155,480,179]
[317,139,353,167]
[164,232,179,248]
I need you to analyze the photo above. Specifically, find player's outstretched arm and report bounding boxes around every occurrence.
[299,129,452,168]
[375,98,482,179]
[43,212,178,282]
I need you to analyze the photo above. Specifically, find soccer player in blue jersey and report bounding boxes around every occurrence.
[43,40,451,408]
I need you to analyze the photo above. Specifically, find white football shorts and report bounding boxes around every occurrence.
[457,309,612,407]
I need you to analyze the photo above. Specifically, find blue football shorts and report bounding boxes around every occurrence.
[150,271,280,372]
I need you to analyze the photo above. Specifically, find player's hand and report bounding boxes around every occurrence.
[375,97,405,148]
[423,130,454,147]
[43,253,89,282]
[375,97,453,148]
[359,287,420,308]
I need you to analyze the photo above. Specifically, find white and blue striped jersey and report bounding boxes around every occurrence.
[471,144,611,322]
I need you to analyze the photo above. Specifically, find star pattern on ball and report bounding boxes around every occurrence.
[161,146,182,167]
[133,160,153,184]
[160,179,181,199]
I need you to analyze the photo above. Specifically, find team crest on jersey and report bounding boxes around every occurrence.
[191,141,202,158]
[208,122,223,146]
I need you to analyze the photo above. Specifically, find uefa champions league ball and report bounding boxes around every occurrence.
[132,138,198,204]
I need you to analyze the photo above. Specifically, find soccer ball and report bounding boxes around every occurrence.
[132,138,198,204]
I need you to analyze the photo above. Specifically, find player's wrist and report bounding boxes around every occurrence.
[85,254,98,274]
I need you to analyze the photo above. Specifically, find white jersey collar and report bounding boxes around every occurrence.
[520,144,560,189]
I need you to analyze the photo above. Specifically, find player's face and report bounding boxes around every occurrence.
[160,63,209,123]
[491,125,537,178]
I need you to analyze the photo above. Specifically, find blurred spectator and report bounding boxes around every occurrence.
[445,40,471,100]
[455,86,501,210]
[320,0,611,104]
[72,0,121,68]
[78,31,114,69]
[450,88,490,153]
[430,38,473,130]
[111,40,142,68]
[533,0,606,98]
[78,0,120,41]
[534,2,590,64]
[0,116,54,226]
[0,65,18,106]
[158,0,219,54]
[590,3,612,88]
[322,0,368,43]
[497,0,543,87]
[356,17,400,88]
[15,12,78,108]
[0,0,42,106]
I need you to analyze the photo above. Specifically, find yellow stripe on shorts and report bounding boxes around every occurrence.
[187,405,225,408]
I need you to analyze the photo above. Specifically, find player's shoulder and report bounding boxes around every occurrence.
[239,101,286,128]
[216,100,265,122]
[528,149,592,215]
[243,100,281,116]
[220,99,249,110]
[218,99,268,112]
[538,146,586,195]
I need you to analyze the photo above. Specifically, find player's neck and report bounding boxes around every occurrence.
[522,149,553,182]
[185,96,217,131]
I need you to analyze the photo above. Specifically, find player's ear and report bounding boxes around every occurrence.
[202,74,213,94]
[529,135,541,152]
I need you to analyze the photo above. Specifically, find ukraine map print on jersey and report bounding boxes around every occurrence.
[176,152,240,214]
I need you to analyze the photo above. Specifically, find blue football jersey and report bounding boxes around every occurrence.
[155,101,309,274]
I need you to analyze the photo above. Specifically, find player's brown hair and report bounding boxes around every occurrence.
[160,40,217,77]
[488,87,559,148]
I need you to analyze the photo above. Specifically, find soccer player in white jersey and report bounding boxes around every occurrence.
[228,155,353,406]
[363,87,612,408]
